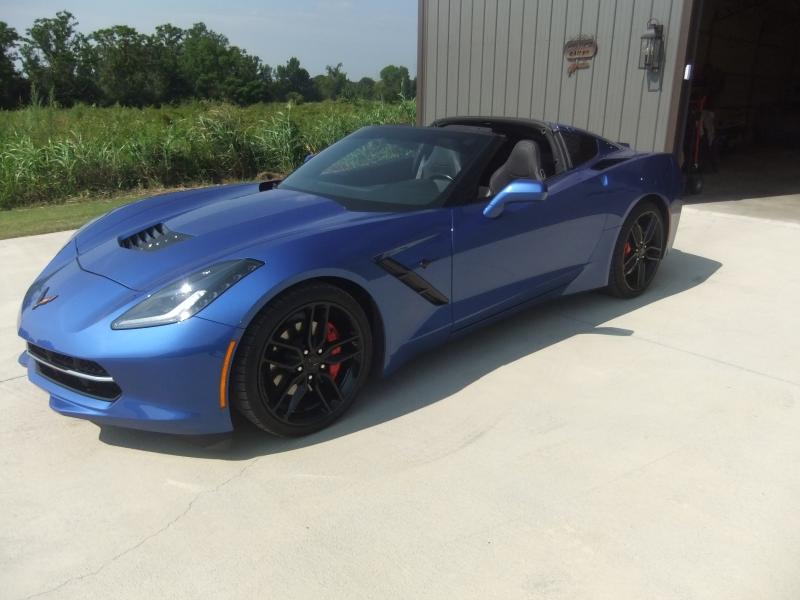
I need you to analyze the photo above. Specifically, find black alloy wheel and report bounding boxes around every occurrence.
[232,283,372,436]
[607,202,665,298]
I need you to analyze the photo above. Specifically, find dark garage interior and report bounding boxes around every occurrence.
[686,0,800,204]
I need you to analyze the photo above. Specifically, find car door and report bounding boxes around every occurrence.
[450,165,608,329]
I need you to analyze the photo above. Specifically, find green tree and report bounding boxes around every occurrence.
[377,64,411,102]
[149,24,188,103]
[0,22,28,108]
[256,63,275,102]
[315,62,348,100]
[180,23,232,100]
[10,11,418,107]
[91,26,156,106]
[20,11,97,105]
[348,76,376,100]
[179,23,269,105]
[274,57,317,102]
[220,50,270,105]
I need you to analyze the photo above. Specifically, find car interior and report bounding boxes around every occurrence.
[439,121,558,200]
[288,129,497,208]
[297,121,561,207]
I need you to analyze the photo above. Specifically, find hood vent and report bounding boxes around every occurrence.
[119,223,192,252]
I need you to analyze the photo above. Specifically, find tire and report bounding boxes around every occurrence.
[687,172,704,195]
[231,282,373,437]
[606,201,665,298]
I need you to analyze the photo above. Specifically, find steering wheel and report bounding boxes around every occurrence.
[429,173,455,183]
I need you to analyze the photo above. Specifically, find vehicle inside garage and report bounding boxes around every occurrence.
[686,0,800,206]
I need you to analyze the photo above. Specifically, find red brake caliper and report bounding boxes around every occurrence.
[325,322,342,380]
[624,241,633,257]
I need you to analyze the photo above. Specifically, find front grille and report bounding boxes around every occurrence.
[28,344,108,377]
[27,343,121,400]
[119,223,191,251]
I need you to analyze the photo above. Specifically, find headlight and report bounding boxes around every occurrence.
[111,259,263,330]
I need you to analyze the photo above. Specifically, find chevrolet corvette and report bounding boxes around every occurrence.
[18,117,682,437]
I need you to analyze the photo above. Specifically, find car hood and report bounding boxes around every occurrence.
[75,183,365,291]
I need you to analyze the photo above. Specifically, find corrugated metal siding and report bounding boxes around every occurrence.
[419,0,689,151]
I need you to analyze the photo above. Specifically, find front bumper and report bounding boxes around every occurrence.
[18,259,240,435]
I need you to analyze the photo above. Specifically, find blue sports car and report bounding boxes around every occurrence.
[18,117,682,437]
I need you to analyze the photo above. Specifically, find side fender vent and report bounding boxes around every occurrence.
[119,223,192,251]
[376,257,449,306]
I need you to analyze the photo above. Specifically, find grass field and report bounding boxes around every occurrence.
[0,188,188,240]
[0,100,416,213]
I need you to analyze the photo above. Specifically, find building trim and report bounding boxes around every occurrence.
[416,0,426,126]
[666,0,702,157]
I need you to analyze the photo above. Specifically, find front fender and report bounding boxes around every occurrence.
[197,228,452,375]
[198,260,378,332]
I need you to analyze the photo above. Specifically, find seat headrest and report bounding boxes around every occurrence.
[489,139,545,195]
[503,140,543,179]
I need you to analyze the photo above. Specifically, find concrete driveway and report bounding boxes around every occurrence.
[1,204,799,600]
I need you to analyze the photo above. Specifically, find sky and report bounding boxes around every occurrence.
[0,0,418,79]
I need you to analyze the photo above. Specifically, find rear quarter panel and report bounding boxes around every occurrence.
[596,152,682,235]
[562,151,682,294]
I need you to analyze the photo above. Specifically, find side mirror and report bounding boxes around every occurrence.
[303,153,315,164]
[258,178,282,192]
[483,179,548,219]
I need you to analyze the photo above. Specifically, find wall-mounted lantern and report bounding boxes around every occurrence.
[639,19,664,72]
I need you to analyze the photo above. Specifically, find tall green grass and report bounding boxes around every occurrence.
[0,100,416,209]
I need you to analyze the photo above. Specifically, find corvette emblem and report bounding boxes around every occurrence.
[32,287,58,309]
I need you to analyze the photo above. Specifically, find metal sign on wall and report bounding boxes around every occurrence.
[564,35,598,77]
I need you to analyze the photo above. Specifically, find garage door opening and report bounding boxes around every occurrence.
[684,0,800,210]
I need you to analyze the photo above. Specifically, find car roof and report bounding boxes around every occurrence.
[430,116,555,132]
[357,123,499,137]
[431,116,631,152]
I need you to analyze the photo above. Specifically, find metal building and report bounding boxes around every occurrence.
[416,0,800,179]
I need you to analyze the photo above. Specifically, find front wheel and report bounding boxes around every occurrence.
[231,283,373,437]
[606,202,665,298]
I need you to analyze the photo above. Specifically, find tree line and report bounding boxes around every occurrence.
[0,11,416,109]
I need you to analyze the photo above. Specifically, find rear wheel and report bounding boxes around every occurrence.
[231,282,372,437]
[687,172,704,195]
[606,202,665,298]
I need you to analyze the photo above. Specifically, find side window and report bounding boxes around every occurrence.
[560,130,599,168]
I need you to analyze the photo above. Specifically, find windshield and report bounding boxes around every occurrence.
[279,125,497,211]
